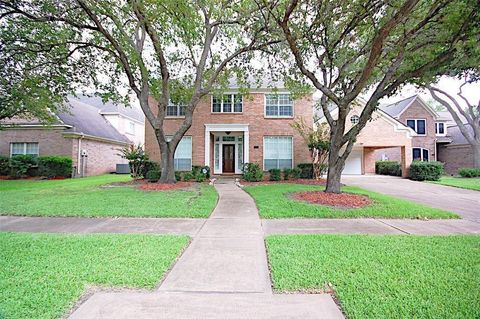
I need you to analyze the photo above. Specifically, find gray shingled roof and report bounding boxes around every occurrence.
[58,99,131,143]
[447,124,474,145]
[71,95,144,123]
[378,95,417,118]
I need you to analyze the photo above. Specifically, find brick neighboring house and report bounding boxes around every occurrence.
[375,95,452,164]
[144,85,313,175]
[316,98,415,177]
[0,97,132,176]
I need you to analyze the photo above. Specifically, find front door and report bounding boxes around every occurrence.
[222,144,235,173]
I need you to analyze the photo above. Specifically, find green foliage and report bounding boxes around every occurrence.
[269,168,282,181]
[375,161,402,176]
[8,155,38,178]
[0,174,218,218]
[266,235,480,319]
[242,163,263,182]
[195,174,206,183]
[175,171,183,181]
[458,167,480,178]
[283,168,302,180]
[297,163,314,179]
[37,156,73,178]
[145,170,161,182]
[244,184,456,219]
[431,176,480,191]
[119,145,148,179]
[182,172,195,182]
[192,165,210,179]
[142,160,161,178]
[0,232,188,319]
[0,156,9,175]
[409,161,444,181]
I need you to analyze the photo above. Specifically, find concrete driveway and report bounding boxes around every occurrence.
[343,175,480,223]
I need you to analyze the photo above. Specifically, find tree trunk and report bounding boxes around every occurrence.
[325,143,347,194]
[158,142,176,184]
[473,143,480,168]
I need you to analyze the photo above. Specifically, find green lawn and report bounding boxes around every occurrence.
[431,176,480,191]
[0,232,189,319]
[244,184,457,219]
[267,235,480,319]
[0,174,218,218]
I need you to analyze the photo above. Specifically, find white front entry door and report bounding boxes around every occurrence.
[343,149,363,175]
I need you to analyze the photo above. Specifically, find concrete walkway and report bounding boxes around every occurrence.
[343,175,480,223]
[69,181,344,319]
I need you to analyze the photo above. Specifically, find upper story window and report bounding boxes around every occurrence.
[127,121,135,134]
[350,115,360,125]
[406,119,426,135]
[166,103,186,117]
[435,122,446,136]
[212,94,243,113]
[265,94,293,118]
[11,142,39,157]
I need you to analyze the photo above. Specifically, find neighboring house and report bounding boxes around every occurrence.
[144,84,313,175]
[70,95,145,145]
[375,95,451,164]
[316,99,415,177]
[437,124,475,175]
[0,98,131,176]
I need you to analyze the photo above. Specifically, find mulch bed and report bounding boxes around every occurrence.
[241,178,327,186]
[292,191,372,209]
[138,181,194,191]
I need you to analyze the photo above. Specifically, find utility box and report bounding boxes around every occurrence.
[116,164,131,174]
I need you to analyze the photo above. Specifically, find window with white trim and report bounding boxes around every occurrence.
[265,94,293,117]
[350,115,359,124]
[435,122,446,135]
[264,136,293,170]
[166,136,192,171]
[412,147,429,161]
[10,142,39,157]
[406,119,426,135]
[212,94,243,113]
[166,103,186,117]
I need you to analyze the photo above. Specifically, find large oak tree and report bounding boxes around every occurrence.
[0,0,278,182]
[263,0,478,193]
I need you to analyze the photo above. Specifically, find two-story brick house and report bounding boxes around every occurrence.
[144,86,313,175]
[376,95,451,163]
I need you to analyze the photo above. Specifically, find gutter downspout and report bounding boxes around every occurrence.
[77,134,84,175]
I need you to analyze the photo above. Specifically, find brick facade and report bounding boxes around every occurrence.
[437,144,473,175]
[144,93,313,172]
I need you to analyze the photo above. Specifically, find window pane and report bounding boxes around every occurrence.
[11,143,24,156]
[279,105,292,116]
[178,105,186,116]
[266,105,278,116]
[26,143,39,155]
[264,136,293,170]
[265,94,278,116]
[413,148,421,160]
[417,120,426,134]
[234,95,243,112]
[278,159,293,170]
[166,104,178,116]
[175,159,192,171]
[215,144,220,171]
[175,137,192,159]
[222,136,235,142]
[264,137,277,160]
[406,120,416,131]
[222,95,232,112]
[212,96,222,112]
[438,123,444,134]
[264,159,278,171]
[238,143,243,170]
[422,149,429,161]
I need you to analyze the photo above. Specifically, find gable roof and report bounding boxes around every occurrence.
[447,124,473,145]
[57,99,131,143]
[71,95,145,123]
[378,95,417,118]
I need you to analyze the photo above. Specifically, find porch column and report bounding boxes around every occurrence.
[244,128,249,163]
[205,126,210,166]
[400,146,412,178]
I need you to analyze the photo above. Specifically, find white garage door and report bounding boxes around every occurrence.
[343,149,363,175]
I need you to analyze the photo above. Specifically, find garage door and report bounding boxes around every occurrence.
[343,149,362,175]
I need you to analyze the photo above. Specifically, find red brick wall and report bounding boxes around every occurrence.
[437,144,473,175]
[0,128,73,157]
[145,93,313,170]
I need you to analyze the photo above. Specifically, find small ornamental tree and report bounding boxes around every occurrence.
[119,144,147,179]
[292,118,330,179]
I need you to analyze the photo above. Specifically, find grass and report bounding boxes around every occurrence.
[266,235,480,319]
[0,232,189,319]
[244,183,457,219]
[0,174,218,218]
[430,176,480,191]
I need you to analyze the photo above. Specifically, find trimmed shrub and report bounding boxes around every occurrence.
[142,160,160,178]
[458,167,480,178]
[409,161,444,181]
[145,170,161,182]
[376,161,402,176]
[283,168,295,180]
[269,168,281,181]
[38,156,73,178]
[297,163,313,179]
[182,172,195,181]
[9,155,38,178]
[292,167,302,179]
[175,171,183,181]
[195,174,206,182]
[192,165,210,180]
[242,163,263,182]
[0,156,9,175]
